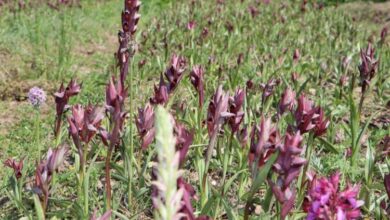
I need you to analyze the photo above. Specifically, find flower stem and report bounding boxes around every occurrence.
[221,132,234,190]
[82,146,88,216]
[298,133,314,198]
[128,55,134,210]
[105,145,113,210]
[202,128,218,195]
[358,90,365,117]
[34,109,41,159]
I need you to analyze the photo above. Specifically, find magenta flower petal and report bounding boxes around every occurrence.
[4,158,24,179]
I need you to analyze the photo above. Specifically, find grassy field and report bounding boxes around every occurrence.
[0,0,389,219]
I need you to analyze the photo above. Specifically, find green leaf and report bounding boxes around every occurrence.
[84,148,102,216]
[250,152,279,196]
[262,188,274,213]
[113,210,130,220]
[290,212,307,220]
[349,92,359,148]
[201,195,218,215]
[364,141,374,183]
[318,138,338,154]
[223,169,246,195]
[357,113,375,149]
[222,198,238,220]
[33,194,45,220]
[297,76,312,96]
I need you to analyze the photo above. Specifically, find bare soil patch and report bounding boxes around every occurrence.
[340,1,390,30]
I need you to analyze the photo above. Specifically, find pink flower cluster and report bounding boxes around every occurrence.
[304,172,364,220]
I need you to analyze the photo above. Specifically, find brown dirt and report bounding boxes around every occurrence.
[340,1,390,30]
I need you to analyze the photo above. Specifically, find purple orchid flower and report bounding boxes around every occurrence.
[187,21,196,30]
[190,65,205,108]
[4,158,24,179]
[150,55,186,105]
[54,79,82,137]
[117,0,141,85]
[278,87,296,115]
[174,122,194,167]
[228,88,245,133]
[248,5,259,18]
[68,104,105,144]
[54,79,82,117]
[294,94,329,137]
[293,49,300,64]
[46,146,68,174]
[304,172,364,220]
[206,85,233,136]
[385,174,390,201]
[150,74,170,105]
[270,132,306,220]
[165,54,186,92]
[261,78,280,105]
[313,108,330,138]
[135,104,155,150]
[248,117,281,171]
[380,26,388,45]
[358,43,379,95]
[34,146,68,211]
[238,125,249,147]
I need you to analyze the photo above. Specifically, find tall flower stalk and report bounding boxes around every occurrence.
[54,79,81,142]
[68,104,104,214]
[358,43,378,114]
[28,87,47,159]
[190,65,205,137]
[202,85,232,196]
[190,65,205,109]
[244,117,281,220]
[269,132,306,220]
[100,77,127,210]
[116,0,141,208]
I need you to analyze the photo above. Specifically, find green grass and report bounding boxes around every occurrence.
[0,0,389,219]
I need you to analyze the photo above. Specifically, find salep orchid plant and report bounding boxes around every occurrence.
[150,54,187,105]
[278,87,296,116]
[190,65,205,109]
[54,79,82,141]
[99,76,127,210]
[269,132,306,220]
[4,158,25,214]
[33,146,68,217]
[103,0,141,210]
[303,172,364,220]
[358,43,378,114]
[67,104,104,214]
[135,103,155,150]
[244,117,281,220]
[202,85,233,197]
